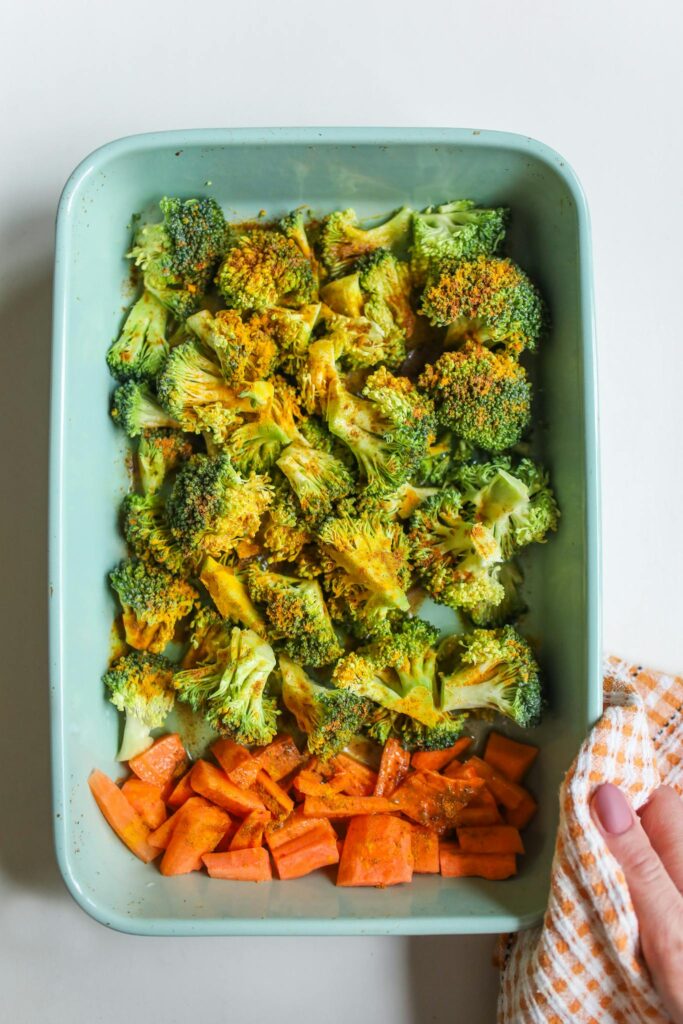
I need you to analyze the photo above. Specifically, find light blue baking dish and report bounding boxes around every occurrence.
[50,127,601,936]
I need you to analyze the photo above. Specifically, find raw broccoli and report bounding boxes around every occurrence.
[121,493,189,576]
[103,650,175,760]
[469,560,527,628]
[356,248,415,350]
[249,304,321,377]
[418,342,531,452]
[247,566,342,667]
[166,452,272,560]
[279,209,317,264]
[181,606,232,669]
[358,482,438,521]
[276,441,355,521]
[320,272,365,318]
[298,337,340,415]
[332,620,456,730]
[173,626,279,745]
[320,306,404,371]
[111,381,181,437]
[137,429,193,494]
[106,291,169,382]
[421,255,546,354]
[261,482,313,562]
[186,308,276,384]
[280,655,371,759]
[109,558,197,653]
[409,488,505,615]
[227,376,304,473]
[216,229,316,310]
[319,206,413,278]
[411,200,508,285]
[438,625,542,727]
[394,715,469,752]
[200,556,267,635]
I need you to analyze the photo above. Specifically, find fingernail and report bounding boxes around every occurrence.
[593,783,633,835]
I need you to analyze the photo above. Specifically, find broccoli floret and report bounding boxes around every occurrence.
[216,229,316,310]
[200,556,266,635]
[186,308,277,385]
[438,625,542,727]
[121,493,190,576]
[110,558,197,653]
[414,432,458,487]
[421,255,546,354]
[356,248,414,350]
[137,429,193,495]
[332,619,456,731]
[409,488,505,615]
[418,342,531,452]
[279,209,316,263]
[111,381,181,437]
[358,482,439,521]
[103,651,175,760]
[395,715,469,752]
[319,206,413,278]
[319,306,404,371]
[276,441,355,521]
[298,337,340,415]
[173,626,279,745]
[181,606,232,669]
[106,291,169,382]
[248,304,321,377]
[261,482,313,562]
[319,272,365,318]
[280,655,371,759]
[364,705,399,745]
[166,452,272,560]
[247,566,342,667]
[226,376,304,473]
[469,560,527,627]
[411,200,508,285]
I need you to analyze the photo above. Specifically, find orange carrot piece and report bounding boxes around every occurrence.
[466,757,526,811]
[203,847,272,881]
[303,794,396,819]
[390,770,485,833]
[89,770,159,862]
[121,778,168,830]
[160,800,231,876]
[453,806,503,826]
[442,760,478,781]
[166,766,196,809]
[266,810,337,851]
[259,735,305,782]
[292,769,330,797]
[227,754,264,789]
[191,760,266,816]
[469,783,498,808]
[211,738,251,776]
[253,769,294,820]
[128,734,187,789]
[272,825,340,879]
[484,732,539,784]
[337,815,413,887]
[504,792,538,830]
[229,810,271,851]
[330,753,378,796]
[456,825,525,855]
[148,796,214,850]
[410,825,440,873]
[411,737,472,773]
[214,818,241,852]
[374,739,411,798]
[439,844,517,880]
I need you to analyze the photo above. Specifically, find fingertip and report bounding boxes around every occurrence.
[591,783,635,836]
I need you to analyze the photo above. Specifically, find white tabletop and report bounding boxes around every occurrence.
[1,1,681,1020]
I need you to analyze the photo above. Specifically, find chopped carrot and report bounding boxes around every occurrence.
[148,796,212,850]
[453,806,503,826]
[484,732,539,784]
[160,800,231,876]
[203,847,272,881]
[504,792,538,830]
[259,735,305,782]
[469,784,498,808]
[227,752,265,789]
[303,794,396,819]
[456,825,525,855]
[330,753,378,796]
[128,734,187,789]
[411,737,472,773]
[214,818,241,852]
[272,824,340,879]
[229,810,271,851]
[166,767,196,809]
[121,778,167,829]
[191,760,266,816]
[443,760,478,781]
[292,770,352,797]
[374,738,411,798]
[265,809,337,851]
[337,815,413,887]
[253,770,294,820]
[466,757,526,811]
[211,738,250,776]
[439,844,517,880]
[88,770,159,862]
[410,825,440,873]
[391,770,485,833]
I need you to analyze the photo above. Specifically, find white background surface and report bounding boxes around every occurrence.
[1,1,682,1021]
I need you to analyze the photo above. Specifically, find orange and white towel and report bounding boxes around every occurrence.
[498,658,683,1023]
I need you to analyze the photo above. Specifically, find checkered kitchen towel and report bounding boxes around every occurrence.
[498,658,683,1023]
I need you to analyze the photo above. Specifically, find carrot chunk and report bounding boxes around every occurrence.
[227,754,264,789]
[149,796,215,850]
[121,778,167,829]
[203,847,272,881]
[213,818,241,852]
[166,766,196,809]
[259,735,305,782]
[272,825,340,879]
[453,806,503,826]
[410,825,440,873]
[439,844,517,880]
[411,737,472,773]
[390,770,484,833]
[303,795,395,819]
[229,810,271,851]
[211,738,251,776]
[128,734,187,789]
[253,769,294,820]
[88,770,158,862]
[374,739,411,798]
[484,732,539,784]
[330,753,378,796]
[265,809,337,851]
[337,815,413,887]
[160,800,231,875]
[504,792,538,830]
[191,760,266,816]
[465,757,526,811]
[456,825,524,855]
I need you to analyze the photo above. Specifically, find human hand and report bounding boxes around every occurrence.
[591,783,683,1023]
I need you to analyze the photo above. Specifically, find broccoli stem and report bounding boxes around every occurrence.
[117,712,154,761]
